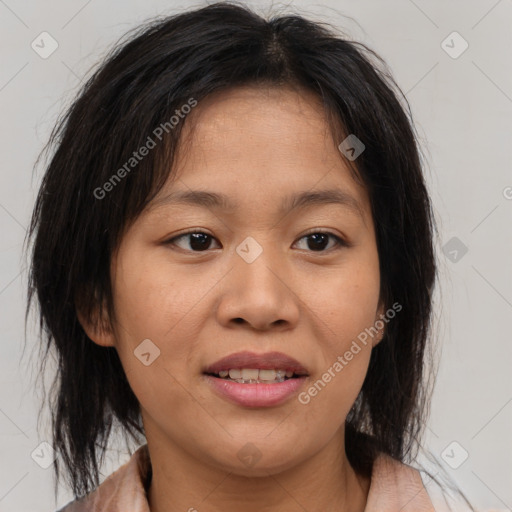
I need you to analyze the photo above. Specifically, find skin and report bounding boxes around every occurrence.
[79,84,386,512]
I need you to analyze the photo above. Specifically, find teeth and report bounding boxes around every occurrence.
[241,369,259,380]
[259,369,277,381]
[228,369,241,379]
[216,368,297,383]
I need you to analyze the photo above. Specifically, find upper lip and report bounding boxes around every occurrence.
[204,351,309,376]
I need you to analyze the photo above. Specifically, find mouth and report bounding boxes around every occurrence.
[204,368,304,384]
[203,351,309,407]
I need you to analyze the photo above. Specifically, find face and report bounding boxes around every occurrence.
[84,85,385,476]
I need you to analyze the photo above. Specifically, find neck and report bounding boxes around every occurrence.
[146,428,370,512]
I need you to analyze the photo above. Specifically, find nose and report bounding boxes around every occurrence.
[215,242,300,332]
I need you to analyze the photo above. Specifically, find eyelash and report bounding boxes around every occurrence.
[164,229,350,253]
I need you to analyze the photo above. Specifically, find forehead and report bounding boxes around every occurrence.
[178,84,337,158]
[149,85,371,224]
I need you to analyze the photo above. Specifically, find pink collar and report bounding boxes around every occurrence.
[57,444,435,511]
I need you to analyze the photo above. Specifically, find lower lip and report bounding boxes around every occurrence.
[204,375,307,407]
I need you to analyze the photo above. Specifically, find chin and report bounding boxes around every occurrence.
[222,455,300,478]
[204,437,312,478]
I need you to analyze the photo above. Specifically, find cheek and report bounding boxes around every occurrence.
[112,246,203,344]
[113,270,177,333]
[309,260,380,348]
[294,343,372,442]
[109,253,201,400]
[295,256,379,419]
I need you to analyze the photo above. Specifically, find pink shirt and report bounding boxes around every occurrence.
[56,444,437,511]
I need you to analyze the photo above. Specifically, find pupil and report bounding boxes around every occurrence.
[190,233,211,251]
[308,233,328,251]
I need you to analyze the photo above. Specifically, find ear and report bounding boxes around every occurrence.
[372,299,386,347]
[75,290,116,347]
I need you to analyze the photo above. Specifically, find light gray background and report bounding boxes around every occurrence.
[1,1,511,511]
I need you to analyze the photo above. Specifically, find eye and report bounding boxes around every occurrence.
[164,229,349,253]
[166,230,220,252]
[294,230,349,252]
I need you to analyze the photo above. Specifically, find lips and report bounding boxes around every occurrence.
[203,351,309,407]
[203,350,309,376]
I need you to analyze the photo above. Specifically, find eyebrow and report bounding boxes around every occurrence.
[149,188,365,220]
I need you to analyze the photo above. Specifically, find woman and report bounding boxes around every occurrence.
[25,2,477,511]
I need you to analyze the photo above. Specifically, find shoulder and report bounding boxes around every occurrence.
[55,444,151,512]
[367,453,502,512]
[366,452,436,511]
